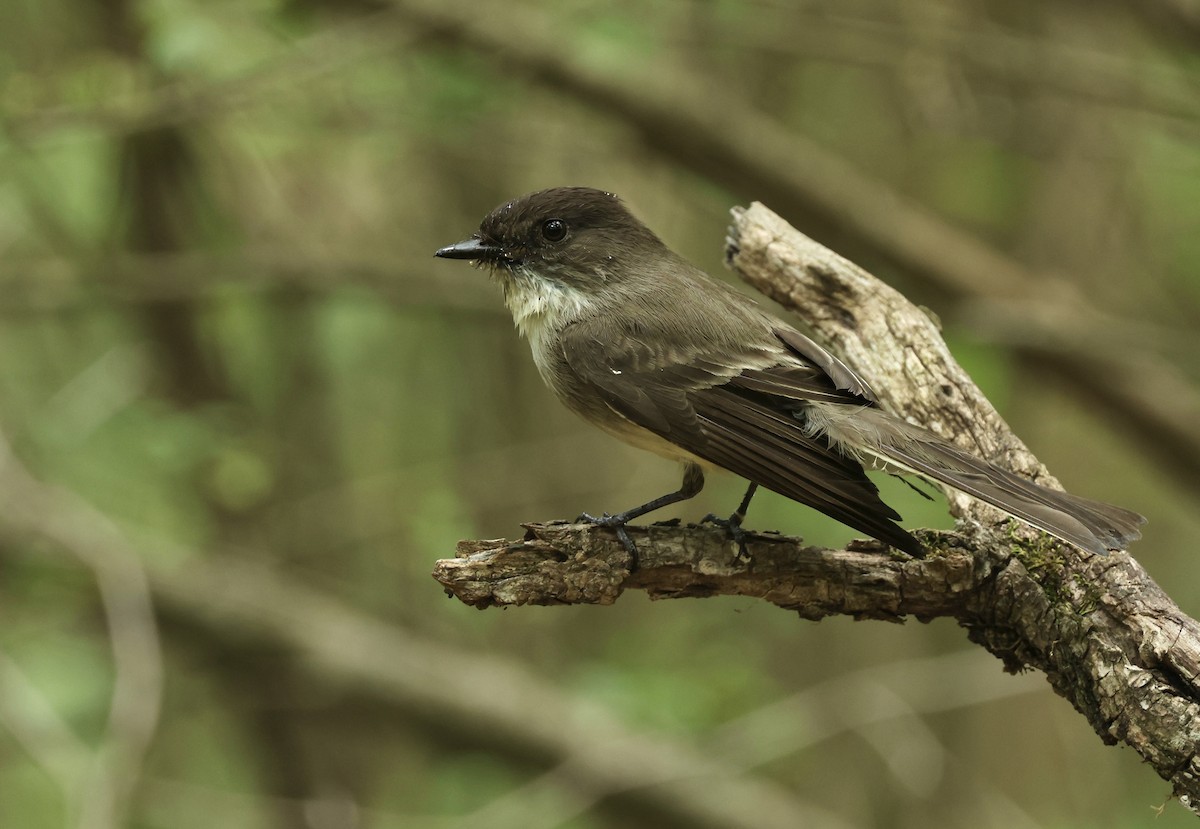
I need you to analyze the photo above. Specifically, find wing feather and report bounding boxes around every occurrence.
[558,321,924,556]
[693,389,924,555]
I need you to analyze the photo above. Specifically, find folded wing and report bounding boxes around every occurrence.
[559,321,927,556]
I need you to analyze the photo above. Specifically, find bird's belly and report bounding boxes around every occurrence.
[589,406,714,469]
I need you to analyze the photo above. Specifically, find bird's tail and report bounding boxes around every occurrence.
[810,404,1146,555]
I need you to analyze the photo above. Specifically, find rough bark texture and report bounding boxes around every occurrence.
[433,203,1200,810]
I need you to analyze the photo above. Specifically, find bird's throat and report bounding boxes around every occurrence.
[501,268,590,342]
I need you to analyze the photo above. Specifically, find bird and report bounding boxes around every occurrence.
[435,186,1144,560]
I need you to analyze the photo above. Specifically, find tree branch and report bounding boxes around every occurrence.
[0,427,163,829]
[434,203,1200,811]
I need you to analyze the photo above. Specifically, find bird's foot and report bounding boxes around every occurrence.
[576,512,639,569]
[700,512,752,564]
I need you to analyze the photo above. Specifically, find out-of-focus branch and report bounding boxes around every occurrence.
[436,203,1200,810]
[0,429,163,829]
[148,554,854,829]
[0,651,91,795]
[959,297,1200,491]
[8,4,1194,140]
[691,8,1200,127]
[706,649,1045,781]
[461,646,1045,829]
[0,8,416,142]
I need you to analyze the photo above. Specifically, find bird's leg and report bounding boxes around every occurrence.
[701,482,759,561]
[578,462,705,567]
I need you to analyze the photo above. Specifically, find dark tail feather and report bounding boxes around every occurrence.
[856,413,1145,555]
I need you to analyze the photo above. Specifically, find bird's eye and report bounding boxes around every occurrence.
[541,219,567,242]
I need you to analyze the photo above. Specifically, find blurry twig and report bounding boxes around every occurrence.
[463,650,1044,829]
[457,727,858,829]
[681,7,1200,127]
[0,429,163,829]
[707,650,1043,767]
[144,554,852,829]
[1,8,418,143]
[0,651,92,795]
[958,297,1200,491]
[714,652,1053,827]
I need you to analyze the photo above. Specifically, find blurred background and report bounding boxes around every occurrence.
[1,0,1198,827]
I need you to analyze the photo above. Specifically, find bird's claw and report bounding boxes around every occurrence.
[577,511,618,526]
[700,512,752,564]
[576,512,639,568]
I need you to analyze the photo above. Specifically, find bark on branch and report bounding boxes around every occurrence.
[434,202,1200,811]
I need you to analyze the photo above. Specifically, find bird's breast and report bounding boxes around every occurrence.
[498,269,588,389]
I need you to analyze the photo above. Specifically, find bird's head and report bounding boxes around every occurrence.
[435,186,664,293]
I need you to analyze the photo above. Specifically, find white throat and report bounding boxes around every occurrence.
[501,269,591,366]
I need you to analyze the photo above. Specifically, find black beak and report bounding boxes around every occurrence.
[434,237,499,261]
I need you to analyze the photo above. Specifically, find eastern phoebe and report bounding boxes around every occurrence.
[435,186,1144,559]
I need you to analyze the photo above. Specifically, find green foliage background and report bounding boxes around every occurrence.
[1,1,1198,827]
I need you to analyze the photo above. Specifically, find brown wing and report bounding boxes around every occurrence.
[559,322,924,556]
